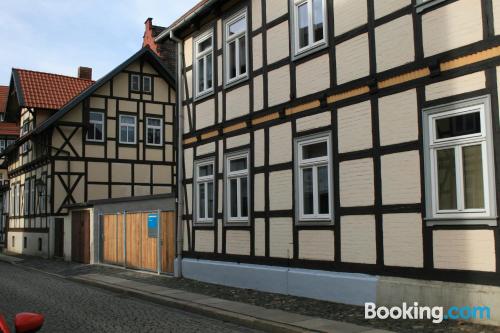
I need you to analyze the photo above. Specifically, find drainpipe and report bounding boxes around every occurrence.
[170,30,184,278]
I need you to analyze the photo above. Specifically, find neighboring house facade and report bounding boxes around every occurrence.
[0,85,19,249]
[1,48,176,262]
[155,0,500,312]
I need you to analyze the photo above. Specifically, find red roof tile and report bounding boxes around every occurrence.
[14,69,94,110]
[0,122,19,136]
[0,86,8,113]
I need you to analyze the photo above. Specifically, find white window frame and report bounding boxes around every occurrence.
[119,115,137,144]
[87,111,105,142]
[194,159,215,224]
[295,133,333,224]
[224,9,249,85]
[292,0,328,58]
[146,117,163,146]
[194,30,214,98]
[130,74,140,92]
[143,76,152,93]
[423,95,497,226]
[416,0,448,13]
[224,151,250,224]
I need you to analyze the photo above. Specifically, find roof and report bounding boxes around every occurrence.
[34,47,175,134]
[1,47,175,159]
[156,0,215,41]
[0,122,19,136]
[0,86,8,113]
[12,69,94,110]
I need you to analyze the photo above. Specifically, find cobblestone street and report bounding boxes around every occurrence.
[0,262,262,333]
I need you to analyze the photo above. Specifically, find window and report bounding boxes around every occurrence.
[40,174,47,213]
[424,96,496,225]
[24,181,29,216]
[30,178,35,215]
[0,140,5,153]
[21,120,32,153]
[195,31,214,97]
[146,117,163,146]
[295,134,332,222]
[416,0,448,13]
[15,183,20,216]
[225,10,248,84]
[87,111,104,142]
[38,238,42,252]
[292,0,327,57]
[225,152,250,223]
[23,237,27,249]
[119,115,137,144]
[0,114,4,122]
[195,160,215,223]
[143,76,152,93]
[7,139,15,147]
[131,74,140,92]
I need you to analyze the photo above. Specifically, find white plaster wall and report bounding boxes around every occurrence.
[266,21,290,65]
[338,100,372,153]
[269,170,293,210]
[422,0,483,57]
[295,54,330,98]
[196,100,215,130]
[334,0,367,36]
[378,89,418,146]
[336,33,370,84]
[383,213,423,268]
[266,0,288,22]
[339,158,374,207]
[254,173,265,211]
[296,111,331,132]
[254,218,266,256]
[375,15,414,73]
[226,133,250,149]
[425,71,486,101]
[269,218,293,258]
[269,122,292,165]
[226,85,250,120]
[433,230,496,272]
[341,215,376,264]
[254,129,265,167]
[226,230,251,255]
[381,151,421,205]
[268,65,290,107]
[374,0,411,19]
[298,230,335,261]
[195,230,214,253]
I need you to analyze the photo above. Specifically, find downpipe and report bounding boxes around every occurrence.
[171,30,184,278]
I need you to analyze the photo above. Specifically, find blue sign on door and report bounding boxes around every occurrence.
[148,213,158,238]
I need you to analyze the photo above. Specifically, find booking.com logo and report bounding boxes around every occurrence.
[365,302,491,324]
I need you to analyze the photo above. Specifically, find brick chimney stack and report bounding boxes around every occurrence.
[78,66,92,80]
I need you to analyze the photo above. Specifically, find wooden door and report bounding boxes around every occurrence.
[161,211,175,273]
[71,210,90,264]
[54,218,64,258]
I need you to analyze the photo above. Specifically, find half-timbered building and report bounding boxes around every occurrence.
[155,0,500,317]
[0,85,19,249]
[1,48,176,262]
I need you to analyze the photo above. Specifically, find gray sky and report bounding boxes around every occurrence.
[0,0,199,85]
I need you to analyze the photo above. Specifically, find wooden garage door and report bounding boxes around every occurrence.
[101,211,175,273]
[71,210,90,264]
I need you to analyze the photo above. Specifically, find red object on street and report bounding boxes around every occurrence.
[0,314,10,333]
[14,313,44,333]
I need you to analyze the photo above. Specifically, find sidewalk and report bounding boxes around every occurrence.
[72,272,391,333]
[5,255,498,333]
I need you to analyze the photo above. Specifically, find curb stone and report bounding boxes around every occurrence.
[70,276,313,333]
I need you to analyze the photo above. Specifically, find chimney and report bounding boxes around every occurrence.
[78,66,92,80]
